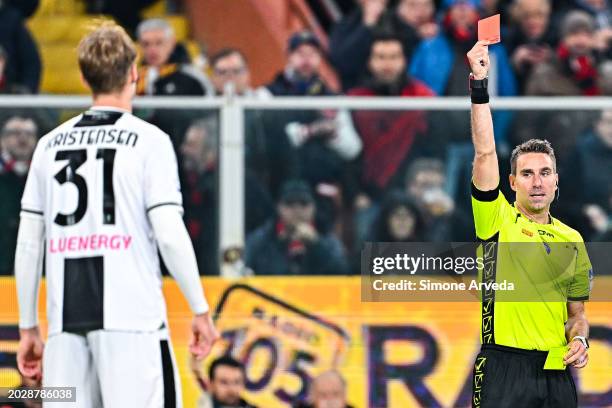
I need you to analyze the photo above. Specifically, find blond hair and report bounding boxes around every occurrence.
[77,21,137,95]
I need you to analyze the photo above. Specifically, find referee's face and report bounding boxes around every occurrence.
[510,153,558,212]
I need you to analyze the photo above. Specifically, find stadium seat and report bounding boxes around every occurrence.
[27,0,195,94]
[28,16,95,45]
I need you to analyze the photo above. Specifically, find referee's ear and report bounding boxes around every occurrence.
[509,173,517,192]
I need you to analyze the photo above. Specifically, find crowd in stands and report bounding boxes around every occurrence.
[1,0,612,277]
[193,355,354,408]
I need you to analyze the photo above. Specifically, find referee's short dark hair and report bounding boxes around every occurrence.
[510,139,557,175]
[208,355,245,381]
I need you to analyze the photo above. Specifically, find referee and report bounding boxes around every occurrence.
[467,41,592,408]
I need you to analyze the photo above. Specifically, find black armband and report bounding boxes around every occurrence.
[469,74,489,104]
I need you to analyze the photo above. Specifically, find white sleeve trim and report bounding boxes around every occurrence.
[15,212,45,329]
[149,205,209,314]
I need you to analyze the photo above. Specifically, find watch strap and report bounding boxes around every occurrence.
[572,336,589,349]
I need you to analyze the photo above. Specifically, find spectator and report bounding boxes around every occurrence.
[584,201,611,240]
[179,118,220,276]
[329,0,420,90]
[0,115,37,275]
[404,159,473,242]
[294,370,355,408]
[0,2,41,93]
[348,32,435,198]
[265,32,363,231]
[526,10,602,95]
[572,0,612,29]
[267,31,334,96]
[597,60,612,94]
[245,180,348,275]
[196,356,257,408]
[85,0,157,36]
[180,118,274,275]
[210,48,270,98]
[590,188,612,241]
[562,109,612,236]
[409,0,516,97]
[506,0,558,93]
[136,18,212,97]
[368,191,425,242]
[0,45,24,94]
[209,48,294,200]
[513,11,601,164]
[396,0,439,40]
[136,18,213,148]
[410,0,516,145]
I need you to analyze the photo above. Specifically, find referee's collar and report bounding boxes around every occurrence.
[90,105,130,113]
[512,202,554,225]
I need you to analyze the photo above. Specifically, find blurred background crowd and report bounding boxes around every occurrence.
[1,0,612,279]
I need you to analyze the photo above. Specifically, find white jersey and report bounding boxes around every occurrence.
[21,106,182,335]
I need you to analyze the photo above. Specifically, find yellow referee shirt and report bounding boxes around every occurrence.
[472,184,592,351]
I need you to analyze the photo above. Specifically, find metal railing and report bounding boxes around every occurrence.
[1,95,611,276]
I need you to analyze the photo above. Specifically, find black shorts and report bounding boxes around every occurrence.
[471,344,578,408]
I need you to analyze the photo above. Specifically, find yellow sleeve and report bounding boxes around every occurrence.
[471,183,513,240]
[568,238,593,301]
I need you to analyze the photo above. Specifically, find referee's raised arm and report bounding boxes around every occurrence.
[467,40,499,191]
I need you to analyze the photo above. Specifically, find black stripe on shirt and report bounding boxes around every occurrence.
[480,234,499,345]
[147,202,182,213]
[471,183,500,202]
[21,208,43,216]
[74,111,123,127]
[567,295,589,301]
[62,256,104,334]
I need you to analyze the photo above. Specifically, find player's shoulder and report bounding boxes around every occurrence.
[37,114,82,146]
[551,217,584,241]
[120,113,170,141]
[118,113,174,153]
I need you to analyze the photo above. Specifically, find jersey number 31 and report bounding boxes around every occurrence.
[54,148,116,226]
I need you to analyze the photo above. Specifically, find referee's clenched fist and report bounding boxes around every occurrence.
[467,40,492,80]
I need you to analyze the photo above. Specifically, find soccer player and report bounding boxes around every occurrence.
[467,40,592,408]
[14,23,219,407]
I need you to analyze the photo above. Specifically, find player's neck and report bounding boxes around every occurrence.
[515,201,550,224]
[92,93,132,112]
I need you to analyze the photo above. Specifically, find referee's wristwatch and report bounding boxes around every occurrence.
[572,336,590,349]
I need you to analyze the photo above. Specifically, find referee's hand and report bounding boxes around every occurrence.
[564,339,588,368]
[467,40,491,80]
[190,311,220,360]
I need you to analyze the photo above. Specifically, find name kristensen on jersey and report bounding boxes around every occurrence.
[44,128,139,150]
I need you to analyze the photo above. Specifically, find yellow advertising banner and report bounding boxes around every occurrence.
[0,277,610,407]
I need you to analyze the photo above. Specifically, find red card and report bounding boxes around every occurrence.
[478,14,501,44]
